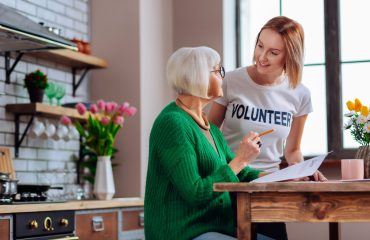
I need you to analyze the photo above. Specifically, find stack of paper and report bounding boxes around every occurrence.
[252,153,330,183]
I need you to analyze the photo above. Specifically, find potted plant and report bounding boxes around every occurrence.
[61,100,137,200]
[24,69,48,103]
[343,98,370,178]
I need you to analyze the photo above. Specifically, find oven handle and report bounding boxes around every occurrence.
[53,237,79,240]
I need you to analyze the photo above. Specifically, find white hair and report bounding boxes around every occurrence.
[167,46,220,98]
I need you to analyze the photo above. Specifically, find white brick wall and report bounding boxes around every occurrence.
[0,0,90,199]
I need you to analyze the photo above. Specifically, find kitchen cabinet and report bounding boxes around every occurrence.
[76,206,145,240]
[76,210,118,240]
[121,207,145,240]
[0,215,12,240]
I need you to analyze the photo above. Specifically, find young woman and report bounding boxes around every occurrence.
[208,16,327,239]
[144,46,268,240]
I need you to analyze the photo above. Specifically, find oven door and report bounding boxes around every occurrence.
[15,211,76,240]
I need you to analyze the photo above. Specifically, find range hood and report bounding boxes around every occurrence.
[0,3,77,52]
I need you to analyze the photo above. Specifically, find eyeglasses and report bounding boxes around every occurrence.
[210,66,225,78]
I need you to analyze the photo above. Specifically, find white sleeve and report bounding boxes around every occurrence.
[296,85,313,117]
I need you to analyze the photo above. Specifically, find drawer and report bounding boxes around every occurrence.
[122,208,144,231]
[0,218,10,240]
[76,211,118,240]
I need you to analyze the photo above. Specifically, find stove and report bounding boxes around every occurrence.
[0,193,59,204]
[0,184,65,204]
[0,196,12,204]
[14,191,48,202]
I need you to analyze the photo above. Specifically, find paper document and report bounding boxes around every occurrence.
[252,153,330,183]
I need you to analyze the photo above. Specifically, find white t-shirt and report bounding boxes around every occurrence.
[215,67,313,172]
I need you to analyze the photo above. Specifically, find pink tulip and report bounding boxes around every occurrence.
[118,102,130,115]
[60,116,72,125]
[101,116,110,125]
[126,106,137,117]
[105,101,118,114]
[97,99,106,111]
[75,103,87,115]
[90,104,98,114]
[114,116,124,126]
[111,102,118,111]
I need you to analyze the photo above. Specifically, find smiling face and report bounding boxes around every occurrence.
[207,64,224,99]
[254,29,286,76]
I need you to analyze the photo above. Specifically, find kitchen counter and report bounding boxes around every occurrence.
[0,198,144,214]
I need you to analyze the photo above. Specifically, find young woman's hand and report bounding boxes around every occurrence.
[229,132,261,174]
[289,170,327,182]
[310,170,327,181]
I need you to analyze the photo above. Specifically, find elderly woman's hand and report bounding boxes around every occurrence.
[228,132,261,174]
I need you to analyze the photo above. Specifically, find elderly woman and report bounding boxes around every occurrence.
[144,46,268,240]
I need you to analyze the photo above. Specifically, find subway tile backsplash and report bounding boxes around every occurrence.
[0,0,91,198]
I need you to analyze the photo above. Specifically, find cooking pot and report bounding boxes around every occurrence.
[0,172,10,180]
[0,172,18,197]
[1,179,18,196]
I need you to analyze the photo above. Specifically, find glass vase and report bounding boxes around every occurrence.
[355,146,370,179]
[93,156,115,200]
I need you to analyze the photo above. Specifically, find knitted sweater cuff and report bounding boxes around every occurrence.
[238,166,263,182]
[213,165,240,183]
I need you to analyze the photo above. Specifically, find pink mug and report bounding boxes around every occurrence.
[341,159,364,180]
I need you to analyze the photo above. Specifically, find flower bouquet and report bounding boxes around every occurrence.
[344,98,370,146]
[62,100,137,200]
[344,98,370,178]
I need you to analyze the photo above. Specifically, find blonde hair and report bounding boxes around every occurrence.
[254,16,304,89]
[167,46,220,98]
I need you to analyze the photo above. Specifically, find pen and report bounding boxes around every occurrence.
[258,129,274,137]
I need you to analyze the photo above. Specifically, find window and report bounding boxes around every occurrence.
[236,0,363,158]
[340,0,370,149]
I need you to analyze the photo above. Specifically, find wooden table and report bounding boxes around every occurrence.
[214,182,370,240]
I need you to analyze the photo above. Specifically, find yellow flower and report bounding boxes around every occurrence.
[361,106,369,117]
[355,98,362,112]
[346,100,355,111]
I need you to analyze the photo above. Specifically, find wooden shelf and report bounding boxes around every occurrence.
[6,103,88,158]
[28,49,107,69]
[4,49,107,96]
[5,103,87,120]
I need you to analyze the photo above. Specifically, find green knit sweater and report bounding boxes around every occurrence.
[144,102,262,240]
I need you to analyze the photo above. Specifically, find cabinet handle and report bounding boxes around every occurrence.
[138,212,144,227]
[92,216,104,232]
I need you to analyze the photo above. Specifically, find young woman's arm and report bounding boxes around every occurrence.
[208,102,227,128]
[284,114,308,165]
[284,114,327,181]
